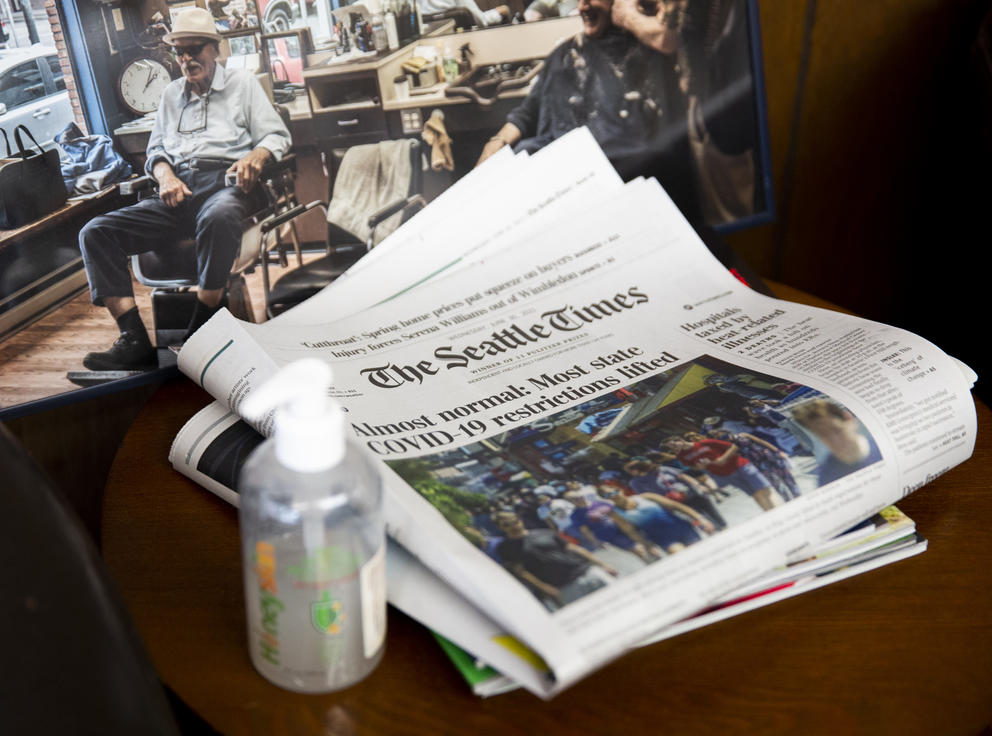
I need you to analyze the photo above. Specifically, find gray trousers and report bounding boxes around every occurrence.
[78,169,249,306]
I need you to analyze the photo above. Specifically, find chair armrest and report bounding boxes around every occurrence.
[367,194,427,230]
[119,175,154,196]
[119,156,294,197]
[260,199,327,234]
[261,153,296,179]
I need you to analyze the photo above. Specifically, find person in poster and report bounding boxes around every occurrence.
[611,0,759,224]
[475,0,699,219]
[77,8,290,371]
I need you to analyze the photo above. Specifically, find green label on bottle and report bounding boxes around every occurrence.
[310,590,346,636]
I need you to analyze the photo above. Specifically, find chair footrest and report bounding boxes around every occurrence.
[267,253,359,309]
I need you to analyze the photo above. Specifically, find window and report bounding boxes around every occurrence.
[0,60,46,109]
[46,56,66,92]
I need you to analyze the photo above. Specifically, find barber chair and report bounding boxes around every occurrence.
[258,138,427,318]
[422,7,476,29]
[125,155,305,347]
[65,156,307,388]
[1,424,181,734]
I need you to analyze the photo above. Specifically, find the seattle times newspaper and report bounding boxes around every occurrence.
[170,130,977,697]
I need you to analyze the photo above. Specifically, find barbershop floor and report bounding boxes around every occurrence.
[0,255,312,410]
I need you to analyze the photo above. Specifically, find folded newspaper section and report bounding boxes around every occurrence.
[170,412,924,699]
[173,132,977,697]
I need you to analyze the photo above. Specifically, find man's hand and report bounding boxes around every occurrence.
[476,137,507,167]
[227,147,272,193]
[475,124,522,167]
[611,0,680,54]
[153,162,192,208]
[610,0,643,30]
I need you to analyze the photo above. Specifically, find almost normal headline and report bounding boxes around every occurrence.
[350,342,680,457]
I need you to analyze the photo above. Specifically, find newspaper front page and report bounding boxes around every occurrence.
[171,134,977,695]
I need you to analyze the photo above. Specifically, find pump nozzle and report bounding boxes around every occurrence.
[241,359,346,472]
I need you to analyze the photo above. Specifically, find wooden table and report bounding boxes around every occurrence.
[102,285,992,735]
[0,186,122,249]
[1,186,125,340]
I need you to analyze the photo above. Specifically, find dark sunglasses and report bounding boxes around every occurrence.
[171,42,210,59]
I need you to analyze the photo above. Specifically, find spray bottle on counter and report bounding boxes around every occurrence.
[384,0,400,51]
[238,359,385,693]
[442,42,459,83]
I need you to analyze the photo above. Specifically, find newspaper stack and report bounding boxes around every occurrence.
[171,129,977,697]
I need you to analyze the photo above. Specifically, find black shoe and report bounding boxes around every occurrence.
[186,296,228,339]
[170,297,228,352]
[83,330,157,371]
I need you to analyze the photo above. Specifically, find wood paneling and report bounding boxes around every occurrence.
[726,0,990,394]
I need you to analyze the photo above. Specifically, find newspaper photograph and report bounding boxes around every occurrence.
[170,134,977,695]
[384,355,886,613]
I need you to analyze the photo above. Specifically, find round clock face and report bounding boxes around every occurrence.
[118,58,172,116]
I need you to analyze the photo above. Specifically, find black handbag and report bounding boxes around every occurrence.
[0,124,69,229]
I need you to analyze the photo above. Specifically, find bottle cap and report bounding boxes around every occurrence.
[241,359,346,472]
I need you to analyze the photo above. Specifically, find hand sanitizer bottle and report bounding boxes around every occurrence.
[238,359,385,693]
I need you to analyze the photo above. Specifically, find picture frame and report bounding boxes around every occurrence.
[166,0,198,27]
[222,28,264,75]
[209,0,261,33]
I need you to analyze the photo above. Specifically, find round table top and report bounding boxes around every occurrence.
[102,284,992,736]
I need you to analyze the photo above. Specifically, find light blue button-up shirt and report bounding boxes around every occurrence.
[144,63,292,176]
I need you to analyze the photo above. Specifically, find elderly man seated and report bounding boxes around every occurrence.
[476,0,697,219]
[78,7,291,371]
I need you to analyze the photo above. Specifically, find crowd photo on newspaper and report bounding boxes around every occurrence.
[386,356,880,611]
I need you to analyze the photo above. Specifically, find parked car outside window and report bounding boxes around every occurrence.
[0,46,75,150]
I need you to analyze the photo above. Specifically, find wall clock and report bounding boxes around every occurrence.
[118,57,172,116]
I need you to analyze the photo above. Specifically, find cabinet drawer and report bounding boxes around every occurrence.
[315,105,387,139]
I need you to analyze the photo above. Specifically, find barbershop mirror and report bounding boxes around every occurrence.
[262,28,314,88]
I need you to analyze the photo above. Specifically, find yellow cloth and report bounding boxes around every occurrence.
[422,110,454,172]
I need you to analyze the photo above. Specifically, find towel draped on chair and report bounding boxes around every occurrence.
[326,139,414,247]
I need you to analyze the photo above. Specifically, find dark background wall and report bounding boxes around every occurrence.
[726,0,990,399]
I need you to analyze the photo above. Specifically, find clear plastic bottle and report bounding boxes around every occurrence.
[238,360,385,693]
[384,0,400,51]
[371,10,388,52]
[442,43,459,83]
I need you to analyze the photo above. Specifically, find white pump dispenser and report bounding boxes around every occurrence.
[243,359,345,473]
[238,359,385,693]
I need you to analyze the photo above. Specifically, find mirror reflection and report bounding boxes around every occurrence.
[0,0,770,418]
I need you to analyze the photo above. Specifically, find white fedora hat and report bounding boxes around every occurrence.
[163,7,222,44]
